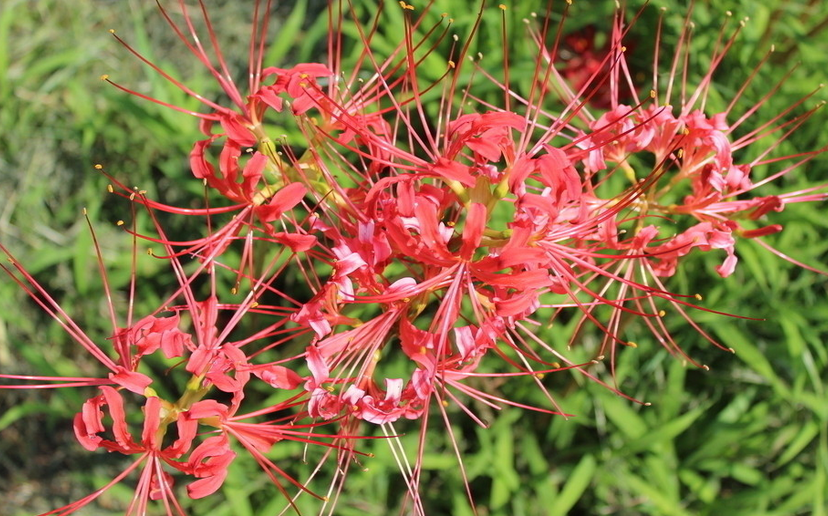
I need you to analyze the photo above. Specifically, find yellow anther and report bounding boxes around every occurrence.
[658,310,666,317]
[116,220,124,226]
[107,184,114,193]
[100,74,109,81]
[94,163,103,170]
[499,3,506,9]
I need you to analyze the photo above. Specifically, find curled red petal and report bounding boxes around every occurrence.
[99,385,138,451]
[141,396,162,449]
[256,182,307,223]
[255,365,303,390]
[460,202,487,260]
[108,367,152,395]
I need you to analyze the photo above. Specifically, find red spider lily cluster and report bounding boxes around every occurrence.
[2,1,825,514]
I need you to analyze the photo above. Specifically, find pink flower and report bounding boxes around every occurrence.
[9,1,827,515]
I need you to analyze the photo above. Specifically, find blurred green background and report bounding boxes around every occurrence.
[1,0,826,514]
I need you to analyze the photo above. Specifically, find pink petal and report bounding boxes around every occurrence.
[460,202,486,260]
[256,365,303,390]
[73,409,103,451]
[187,472,228,500]
[219,113,257,146]
[141,396,162,449]
[251,86,284,112]
[431,157,475,187]
[305,345,330,388]
[187,400,229,420]
[190,138,217,180]
[108,367,152,395]
[256,182,307,222]
[99,386,137,451]
[271,232,318,252]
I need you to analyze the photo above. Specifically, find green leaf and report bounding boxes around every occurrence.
[549,454,596,516]
[678,468,719,505]
[263,0,309,65]
[624,405,707,454]
[623,471,694,516]
[776,420,819,466]
[0,401,53,431]
[599,393,648,440]
[712,322,790,397]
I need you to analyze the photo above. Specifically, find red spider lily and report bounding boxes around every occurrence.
[0,224,155,393]
[556,24,636,109]
[59,384,353,514]
[0,205,345,513]
[4,0,827,514]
